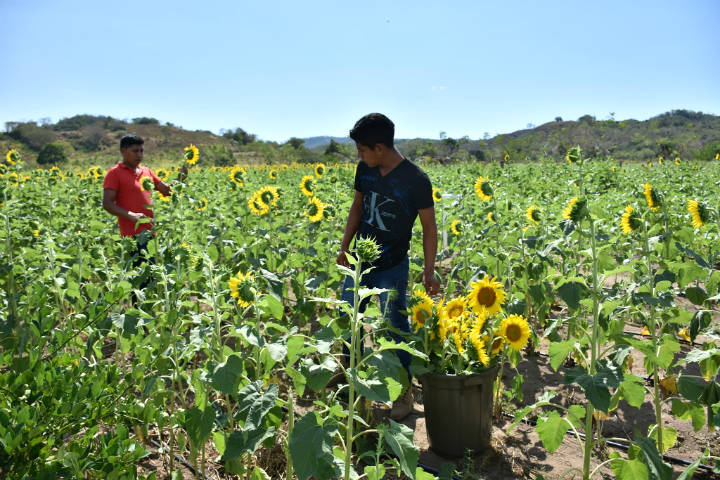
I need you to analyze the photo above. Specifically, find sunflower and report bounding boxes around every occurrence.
[499,314,531,352]
[677,328,691,342]
[450,219,462,235]
[487,212,494,223]
[5,149,20,165]
[643,183,660,211]
[503,153,509,163]
[675,158,681,166]
[453,330,466,355]
[474,176,493,201]
[184,144,199,165]
[411,296,433,330]
[314,163,326,177]
[620,205,641,234]
[525,205,541,224]
[155,169,170,182]
[687,200,710,229]
[229,166,246,187]
[259,186,279,207]
[467,275,506,317]
[432,187,442,202]
[566,145,581,164]
[194,197,208,211]
[307,196,326,222]
[300,175,315,197]
[562,197,587,223]
[443,298,466,321]
[157,192,171,202]
[140,176,154,192]
[658,156,663,165]
[248,192,269,216]
[228,271,256,308]
[269,169,278,180]
[469,328,490,366]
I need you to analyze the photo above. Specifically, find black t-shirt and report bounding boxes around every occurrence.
[354,158,434,270]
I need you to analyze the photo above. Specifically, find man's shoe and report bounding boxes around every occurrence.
[389,385,414,421]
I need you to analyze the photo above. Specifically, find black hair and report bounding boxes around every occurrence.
[349,113,394,148]
[120,134,144,150]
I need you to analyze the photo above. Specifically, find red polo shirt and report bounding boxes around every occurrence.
[103,162,161,237]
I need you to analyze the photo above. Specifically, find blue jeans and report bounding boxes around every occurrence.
[341,255,411,382]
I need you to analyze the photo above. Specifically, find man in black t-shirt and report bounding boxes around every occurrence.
[337,113,440,421]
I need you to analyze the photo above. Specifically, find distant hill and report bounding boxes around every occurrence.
[1,110,718,168]
[302,136,352,149]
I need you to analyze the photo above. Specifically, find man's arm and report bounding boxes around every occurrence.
[337,190,363,267]
[155,181,171,196]
[102,188,145,222]
[418,206,440,295]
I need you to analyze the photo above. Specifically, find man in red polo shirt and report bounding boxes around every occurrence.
[102,134,171,236]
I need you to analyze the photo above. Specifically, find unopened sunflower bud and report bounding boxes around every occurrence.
[355,237,381,263]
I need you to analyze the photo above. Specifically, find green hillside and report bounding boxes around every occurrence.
[2,110,719,169]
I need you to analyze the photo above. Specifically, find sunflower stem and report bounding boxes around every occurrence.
[344,255,363,480]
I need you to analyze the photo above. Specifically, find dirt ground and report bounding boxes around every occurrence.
[368,328,720,480]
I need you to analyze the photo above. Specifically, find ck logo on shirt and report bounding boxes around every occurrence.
[363,191,397,232]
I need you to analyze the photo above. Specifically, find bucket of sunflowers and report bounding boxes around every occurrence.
[408,275,531,458]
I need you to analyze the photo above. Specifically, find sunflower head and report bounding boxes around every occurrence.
[248,192,269,216]
[642,183,661,211]
[314,163,326,177]
[562,196,588,223]
[467,275,506,317]
[469,328,490,366]
[5,149,20,166]
[526,205,541,224]
[228,271,257,308]
[155,169,170,182]
[230,166,246,187]
[307,196,326,223]
[443,298,466,321]
[157,191,171,202]
[688,200,710,229]
[620,205,642,234]
[499,314,531,352]
[566,145,582,164]
[194,197,208,211]
[487,212,495,223]
[450,219,463,236]
[355,236,381,263]
[184,144,199,165]
[411,297,434,330]
[140,176,154,192]
[474,176,493,201]
[300,175,315,197]
[432,187,442,202]
[269,169,278,180]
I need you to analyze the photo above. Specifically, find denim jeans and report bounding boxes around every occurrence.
[341,255,411,382]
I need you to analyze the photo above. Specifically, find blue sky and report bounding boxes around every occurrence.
[2,0,718,142]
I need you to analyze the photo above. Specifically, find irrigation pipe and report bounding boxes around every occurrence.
[149,439,209,479]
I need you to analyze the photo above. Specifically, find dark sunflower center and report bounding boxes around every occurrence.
[261,191,273,203]
[506,324,522,342]
[477,287,496,307]
[481,182,493,196]
[308,204,319,216]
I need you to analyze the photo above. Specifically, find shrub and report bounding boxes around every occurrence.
[37,143,67,165]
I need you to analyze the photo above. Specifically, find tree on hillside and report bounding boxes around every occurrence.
[37,143,67,165]
[222,127,256,145]
[324,139,342,155]
[7,122,56,150]
[286,137,305,149]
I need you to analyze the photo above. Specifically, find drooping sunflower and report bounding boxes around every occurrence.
[487,212,495,223]
[184,144,199,165]
[525,205,541,224]
[620,205,641,234]
[228,271,256,308]
[562,196,587,223]
[453,330,466,355]
[229,166,246,187]
[469,327,490,366]
[643,183,660,211]
[140,176,154,192]
[687,200,710,229]
[314,163,326,177]
[432,187,442,202]
[474,176,493,201]
[450,219,462,235]
[467,275,506,317]
[499,314,531,352]
[194,197,208,211]
[307,196,326,222]
[300,175,315,197]
[5,149,20,165]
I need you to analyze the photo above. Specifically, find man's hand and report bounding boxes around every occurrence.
[127,211,145,222]
[423,268,440,296]
[337,248,349,268]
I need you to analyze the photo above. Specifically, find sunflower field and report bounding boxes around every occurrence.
[1,146,720,479]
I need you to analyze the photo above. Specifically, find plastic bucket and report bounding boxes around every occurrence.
[420,364,498,457]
